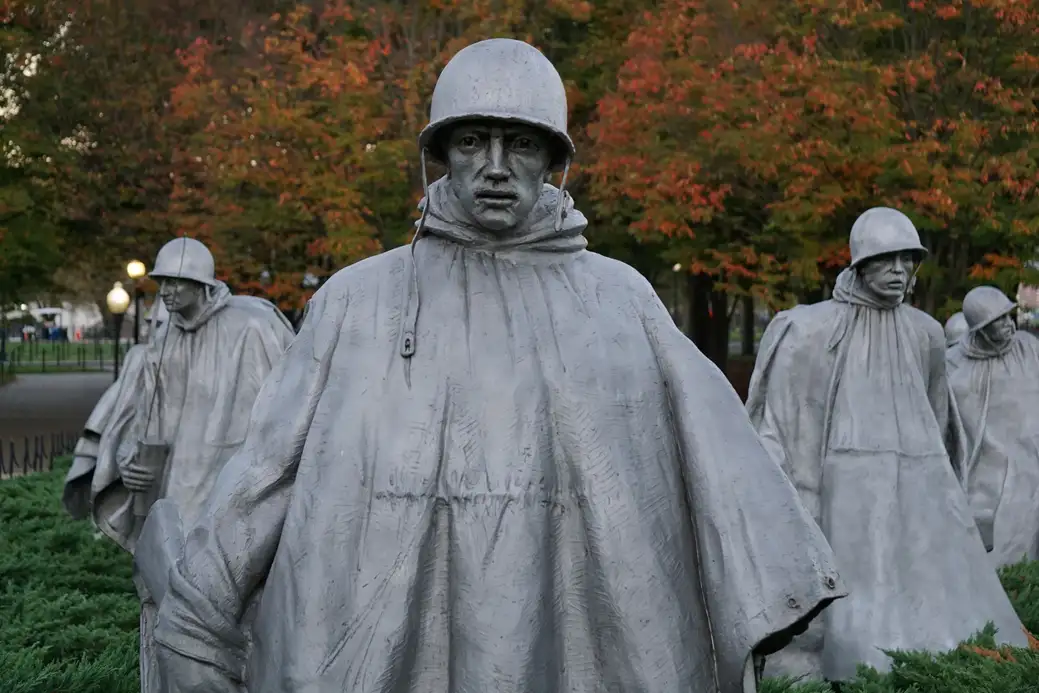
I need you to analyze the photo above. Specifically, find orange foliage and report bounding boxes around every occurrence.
[590,0,1039,308]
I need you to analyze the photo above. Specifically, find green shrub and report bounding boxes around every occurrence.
[1,461,1038,692]
[0,461,138,692]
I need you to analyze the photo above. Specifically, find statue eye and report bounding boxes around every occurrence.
[512,136,537,151]
[458,134,481,148]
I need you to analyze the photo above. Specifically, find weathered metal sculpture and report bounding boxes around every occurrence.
[947,286,1039,567]
[149,38,845,693]
[80,237,295,693]
[746,208,1028,681]
[944,311,968,348]
[63,301,168,520]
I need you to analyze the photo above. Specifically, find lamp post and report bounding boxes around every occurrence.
[106,282,131,382]
[126,260,147,344]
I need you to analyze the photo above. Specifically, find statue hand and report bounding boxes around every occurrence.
[157,646,243,693]
[123,462,157,493]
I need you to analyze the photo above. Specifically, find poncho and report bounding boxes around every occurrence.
[948,328,1039,567]
[153,180,845,693]
[746,269,1027,681]
[90,284,295,552]
[63,344,150,520]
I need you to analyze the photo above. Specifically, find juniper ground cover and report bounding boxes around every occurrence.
[1,461,1037,692]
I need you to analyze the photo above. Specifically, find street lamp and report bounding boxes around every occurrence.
[106,281,131,382]
[126,259,147,344]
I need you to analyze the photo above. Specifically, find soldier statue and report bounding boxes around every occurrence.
[746,208,1027,682]
[82,237,295,693]
[948,286,1039,567]
[149,39,845,693]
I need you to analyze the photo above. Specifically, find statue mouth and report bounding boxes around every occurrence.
[475,190,518,205]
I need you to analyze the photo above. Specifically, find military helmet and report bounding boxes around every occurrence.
[943,312,968,347]
[849,207,928,268]
[149,237,217,286]
[418,38,574,170]
[962,286,1016,331]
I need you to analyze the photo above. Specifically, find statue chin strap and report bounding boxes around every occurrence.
[400,149,573,363]
[554,156,572,233]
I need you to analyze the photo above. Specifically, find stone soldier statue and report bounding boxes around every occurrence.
[746,208,1028,682]
[945,311,968,348]
[150,38,844,693]
[85,237,295,693]
[941,310,971,479]
[63,300,169,520]
[948,286,1039,567]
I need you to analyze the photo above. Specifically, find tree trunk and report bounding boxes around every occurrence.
[687,273,713,354]
[741,294,755,356]
[708,289,731,374]
[685,273,733,372]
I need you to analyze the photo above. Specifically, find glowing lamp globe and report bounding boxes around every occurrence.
[106,282,131,315]
[126,260,147,279]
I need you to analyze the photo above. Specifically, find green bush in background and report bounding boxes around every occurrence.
[1,461,1038,692]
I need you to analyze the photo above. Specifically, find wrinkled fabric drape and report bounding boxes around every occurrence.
[90,285,295,553]
[81,284,293,693]
[746,269,1027,681]
[63,344,151,519]
[154,179,845,693]
[948,329,1039,567]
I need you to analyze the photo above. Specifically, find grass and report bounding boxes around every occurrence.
[1,460,1038,692]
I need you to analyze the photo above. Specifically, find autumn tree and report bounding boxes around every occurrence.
[165,0,642,311]
[590,0,1039,369]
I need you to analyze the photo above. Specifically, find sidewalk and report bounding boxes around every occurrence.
[0,372,111,474]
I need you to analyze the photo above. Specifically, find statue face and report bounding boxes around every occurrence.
[445,121,554,233]
[858,251,916,301]
[981,313,1015,343]
[159,278,206,315]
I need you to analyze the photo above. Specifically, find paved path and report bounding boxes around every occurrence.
[0,372,112,476]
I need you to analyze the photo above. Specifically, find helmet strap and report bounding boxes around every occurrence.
[554,156,572,233]
[416,147,431,239]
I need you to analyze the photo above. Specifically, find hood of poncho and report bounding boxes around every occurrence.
[168,281,232,332]
[416,176,588,253]
[831,267,905,310]
[962,326,1016,360]
[399,177,588,360]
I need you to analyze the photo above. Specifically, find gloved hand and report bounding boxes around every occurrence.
[123,461,158,493]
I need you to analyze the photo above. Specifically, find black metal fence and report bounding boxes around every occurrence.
[0,432,78,478]
[0,341,132,374]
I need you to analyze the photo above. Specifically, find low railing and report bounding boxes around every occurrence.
[0,340,133,374]
[0,432,78,478]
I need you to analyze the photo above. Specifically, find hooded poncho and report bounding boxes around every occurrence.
[89,283,295,552]
[153,180,845,693]
[746,269,1028,681]
[948,327,1039,567]
[63,344,150,520]
[83,283,294,693]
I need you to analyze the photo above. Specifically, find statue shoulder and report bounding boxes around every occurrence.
[582,251,653,290]
[902,305,944,345]
[319,246,410,296]
[768,300,839,337]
